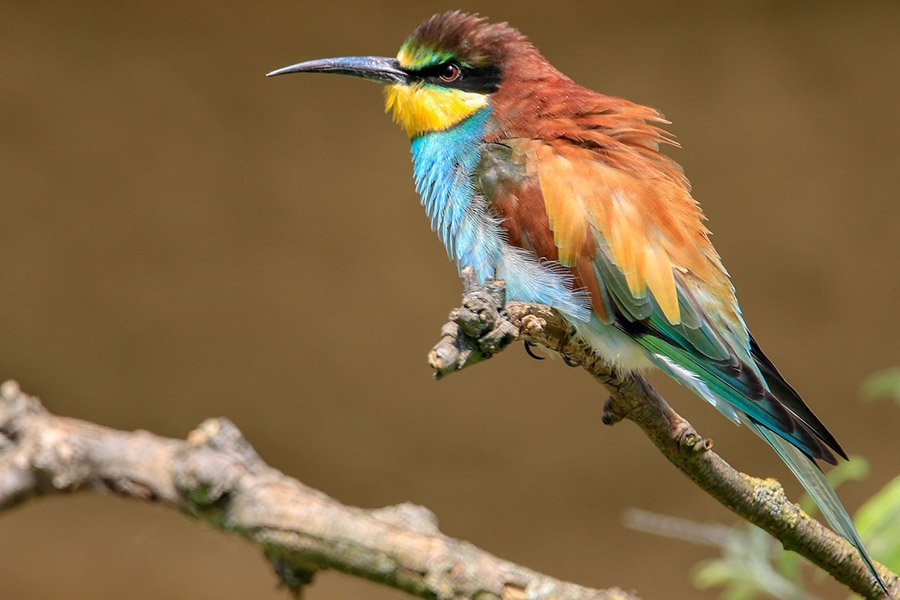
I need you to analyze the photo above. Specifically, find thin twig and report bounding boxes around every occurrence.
[428,268,898,600]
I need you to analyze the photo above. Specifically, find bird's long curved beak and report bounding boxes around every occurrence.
[266,56,407,84]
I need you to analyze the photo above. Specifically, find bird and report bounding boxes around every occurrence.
[268,11,887,594]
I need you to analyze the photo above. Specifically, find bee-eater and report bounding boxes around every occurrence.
[269,11,887,593]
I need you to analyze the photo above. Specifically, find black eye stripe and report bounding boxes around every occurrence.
[406,62,502,94]
[412,62,458,79]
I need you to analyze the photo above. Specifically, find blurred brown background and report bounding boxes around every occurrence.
[1,1,898,598]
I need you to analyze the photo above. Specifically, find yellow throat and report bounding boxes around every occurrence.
[384,83,488,138]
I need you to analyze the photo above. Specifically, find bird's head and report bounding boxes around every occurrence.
[268,12,532,137]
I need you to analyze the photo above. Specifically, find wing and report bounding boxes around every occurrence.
[476,137,845,465]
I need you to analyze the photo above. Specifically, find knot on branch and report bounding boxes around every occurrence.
[371,502,440,535]
[175,418,269,519]
[0,382,97,494]
[0,381,45,438]
[187,418,267,473]
[600,383,645,427]
[676,428,713,455]
[601,397,627,426]
[429,267,518,378]
[267,549,316,600]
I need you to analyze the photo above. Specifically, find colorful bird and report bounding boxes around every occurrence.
[269,11,887,594]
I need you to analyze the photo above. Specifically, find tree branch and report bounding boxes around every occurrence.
[428,268,899,600]
[0,380,639,600]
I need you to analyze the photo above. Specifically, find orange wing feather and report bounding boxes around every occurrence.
[484,66,738,328]
[498,137,732,328]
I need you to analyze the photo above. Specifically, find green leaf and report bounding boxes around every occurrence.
[861,368,900,404]
[777,545,802,582]
[855,476,900,571]
[694,558,741,589]
[723,583,763,600]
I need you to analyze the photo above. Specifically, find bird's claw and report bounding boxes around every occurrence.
[523,340,545,360]
[562,353,580,368]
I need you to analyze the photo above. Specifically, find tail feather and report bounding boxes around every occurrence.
[743,418,889,596]
[750,335,847,461]
[642,334,838,463]
[649,349,888,595]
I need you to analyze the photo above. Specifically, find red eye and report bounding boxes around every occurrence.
[439,63,461,83]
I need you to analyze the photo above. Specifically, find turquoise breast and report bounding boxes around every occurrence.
[409,108,590,322]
